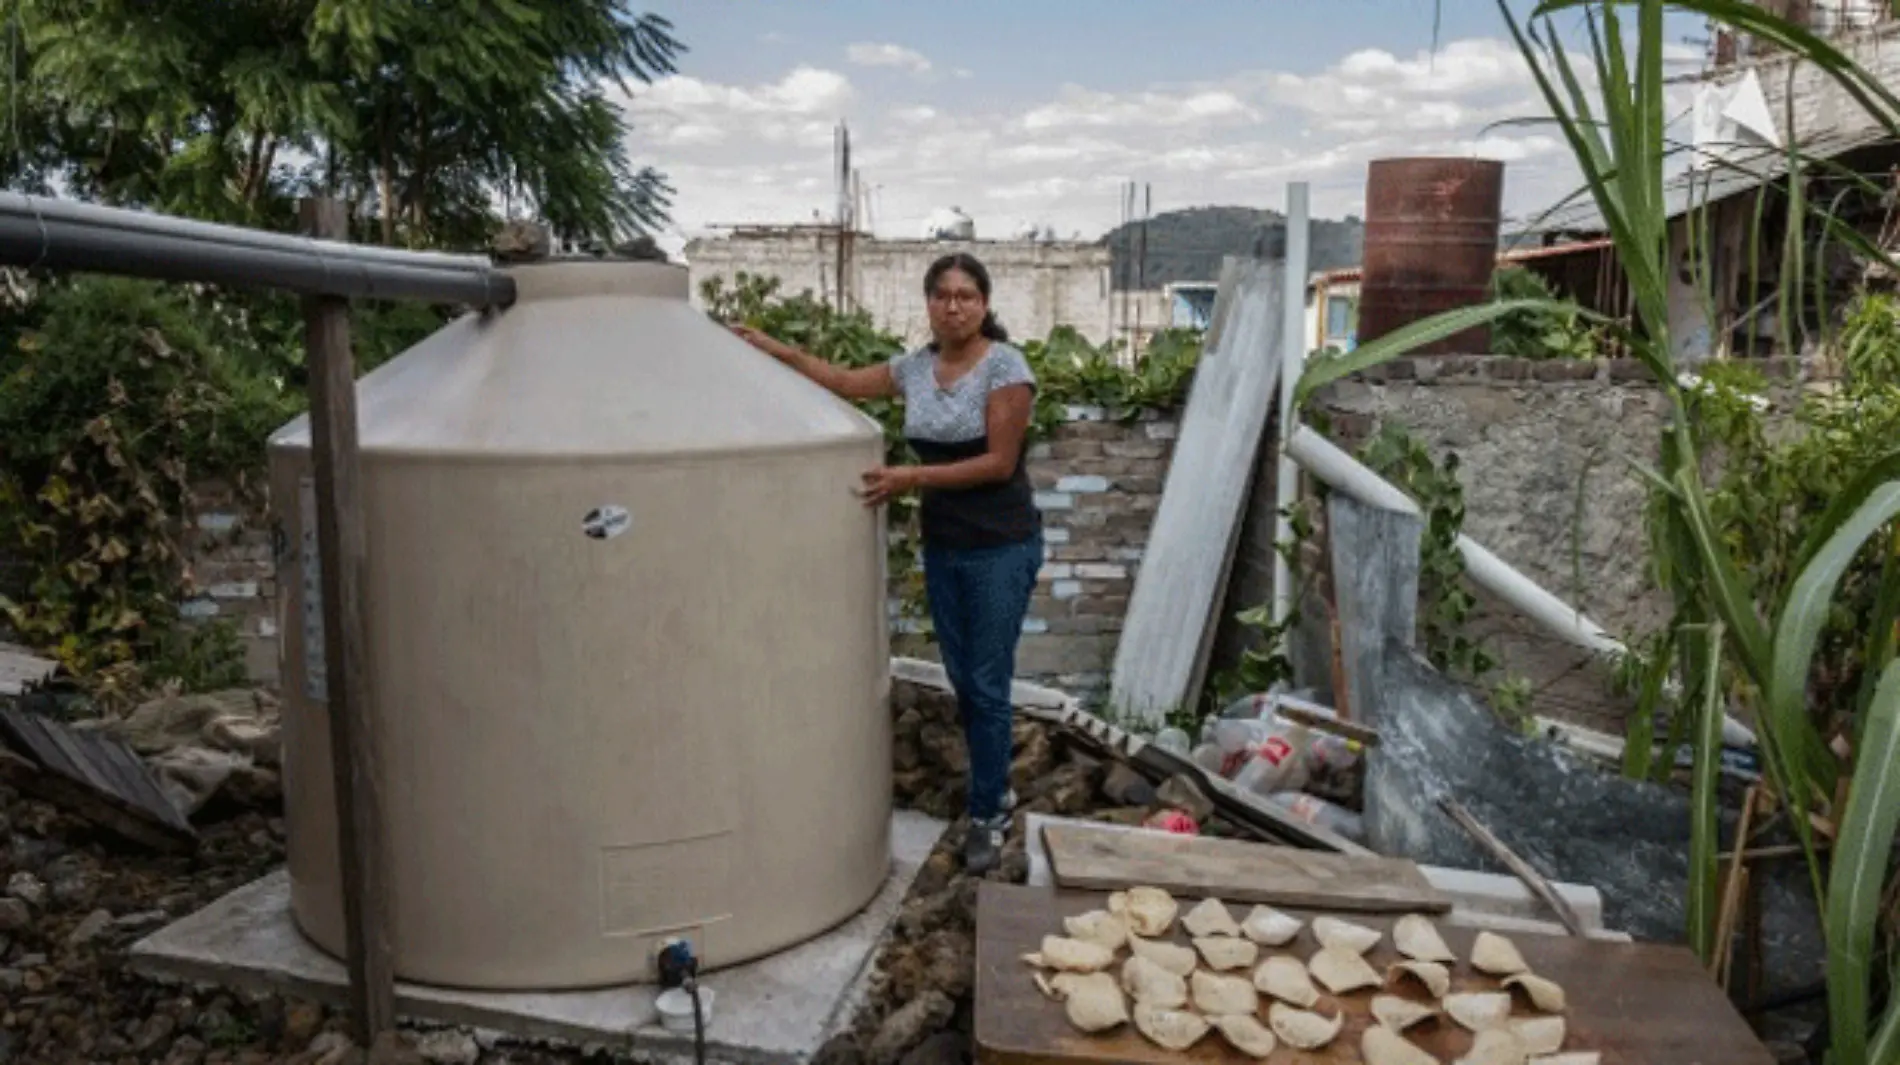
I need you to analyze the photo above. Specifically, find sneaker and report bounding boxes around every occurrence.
[964,815,1008,876]
[1001,788,1018,814]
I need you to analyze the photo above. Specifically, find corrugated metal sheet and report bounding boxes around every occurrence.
[1110,257,1286,722]
[1533,128,1892,235]
[0,705,197,850]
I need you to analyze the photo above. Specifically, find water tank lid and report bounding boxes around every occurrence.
[270,261,882,458]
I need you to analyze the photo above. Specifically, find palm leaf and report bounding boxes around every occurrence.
[1825,658,1900,1065]
[1771,482,1900,811]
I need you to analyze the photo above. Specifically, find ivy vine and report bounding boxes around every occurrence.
[0,273,441,707]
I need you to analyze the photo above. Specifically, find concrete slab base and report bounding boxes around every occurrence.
[129,810,948,1065]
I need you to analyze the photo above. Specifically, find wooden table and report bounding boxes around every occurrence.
[974,883,1772,1065]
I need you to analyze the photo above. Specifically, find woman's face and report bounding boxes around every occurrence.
[927,266,987,347]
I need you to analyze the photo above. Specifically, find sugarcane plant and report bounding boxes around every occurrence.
[1296,3,1900,1062]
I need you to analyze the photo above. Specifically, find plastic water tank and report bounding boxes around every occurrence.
[267,260,893,991]
[922,206,975,241]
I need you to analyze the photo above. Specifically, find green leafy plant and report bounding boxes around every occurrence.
[1358,424,1496,680]
[1489,266,1600,360]
[1295,4,1900,1059]
[0,276,299,705]
[1211,497,1321,714]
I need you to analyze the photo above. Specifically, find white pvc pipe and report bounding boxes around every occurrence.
[1285,423,1758,749]
[1270,185,1311,629]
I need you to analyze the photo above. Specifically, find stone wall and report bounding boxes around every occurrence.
[1308,354,1828,733]
[178,482,280,685]
[892,410,1178,701]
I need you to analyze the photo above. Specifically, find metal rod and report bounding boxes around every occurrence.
[1271,184,1311,629]
[0,191,492,272]
[0,200,514,307]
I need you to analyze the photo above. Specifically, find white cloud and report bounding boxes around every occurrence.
[847,42,932,74]
[1022,86,1257,131]
[622,37,1604,254]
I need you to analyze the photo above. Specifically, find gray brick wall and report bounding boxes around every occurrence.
[893,408,1178,700]
[179,481,280,685]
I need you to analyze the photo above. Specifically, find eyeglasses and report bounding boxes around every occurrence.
[928,290,983,307]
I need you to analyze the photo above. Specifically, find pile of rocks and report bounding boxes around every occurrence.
[0,714,598,1065]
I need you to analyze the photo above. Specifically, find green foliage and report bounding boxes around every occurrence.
[1488,266,1600,360]
[698,270,1204,631]
[1209,498,1320,712]
[7,0,683,246]
[1358,425,1495,680]
[0,276,299,705]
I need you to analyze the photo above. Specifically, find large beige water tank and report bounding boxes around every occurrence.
[267,260,892,991]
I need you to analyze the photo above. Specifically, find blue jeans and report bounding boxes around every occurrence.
[923,533,1043,823]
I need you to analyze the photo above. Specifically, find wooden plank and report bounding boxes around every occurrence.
[1040,820,1450,914]
[1439,797,1586,937]
[301,197,394,1045]
[975,882,1775,1065]
[1110,257,1285,724]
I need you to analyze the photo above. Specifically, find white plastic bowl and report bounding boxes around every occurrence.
[655,987,714,1033]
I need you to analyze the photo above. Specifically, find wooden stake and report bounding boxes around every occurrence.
[1711,785,1762,984]
[1438,797,1586,936]
[301,197,394,1044]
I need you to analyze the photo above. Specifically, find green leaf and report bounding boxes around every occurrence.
[1770,481,1900,807]
[1687,621,1726,965]
[1825,659,1900,1065]
[1674,467,1772,683]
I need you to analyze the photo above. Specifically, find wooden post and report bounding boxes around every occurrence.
[300,197,395,1043]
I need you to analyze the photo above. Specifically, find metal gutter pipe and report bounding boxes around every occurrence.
[0,195,514,308]
[0,193,493,272]
[1285,422,1759,750]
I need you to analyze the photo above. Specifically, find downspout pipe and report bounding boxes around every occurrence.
[0,194,515,308]
[1285,422,1759,750]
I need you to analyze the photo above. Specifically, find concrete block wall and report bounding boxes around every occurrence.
[178,481,280,685]
[892,409,1178,700]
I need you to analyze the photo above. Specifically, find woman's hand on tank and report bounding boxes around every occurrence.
[729,324,789,360]
[858,465,919,507]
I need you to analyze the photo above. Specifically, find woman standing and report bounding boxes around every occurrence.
[730,252,1042,874]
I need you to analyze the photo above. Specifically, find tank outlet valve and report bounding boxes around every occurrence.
[657,937,699,990]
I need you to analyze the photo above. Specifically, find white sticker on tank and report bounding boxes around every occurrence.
[299,476,328,703]
[582,504,631,541]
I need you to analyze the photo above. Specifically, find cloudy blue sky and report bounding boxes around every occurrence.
[621,1,1707,251]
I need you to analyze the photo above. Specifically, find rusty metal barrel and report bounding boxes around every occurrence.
[1358,158,1505,355]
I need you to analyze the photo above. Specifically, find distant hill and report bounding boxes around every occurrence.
[1101,205,1366,289]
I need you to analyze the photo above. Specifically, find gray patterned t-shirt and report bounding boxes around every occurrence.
[887,343,1042,549]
